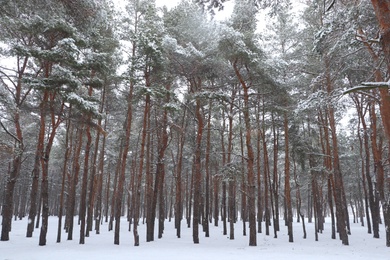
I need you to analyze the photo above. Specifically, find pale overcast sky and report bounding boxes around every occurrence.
[155,0,180,9]
[155,0,234,20]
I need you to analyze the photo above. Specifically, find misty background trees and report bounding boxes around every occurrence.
[1,0,390,248]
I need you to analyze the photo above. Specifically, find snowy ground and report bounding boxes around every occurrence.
[1,216,389,260]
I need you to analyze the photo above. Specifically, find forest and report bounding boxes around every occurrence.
[1,0,390,249]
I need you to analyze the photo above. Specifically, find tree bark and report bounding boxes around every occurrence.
[358,24,390,245]
[233,60,256,246]
[204,100,212,238]
[39,94,63,246]
[0,55,27,241]
[370,2,390,140]
[79,112,92,245]
[238,96,247,237]
[175,108,187,238]
[86,84,106,237]
[284,113,293,242]
[227,89,236,239]
[156,84,170,239]
[192,77,204,244]
[26,91,48,238]
[57,116,72,243]
[113,72,134,245]
[133,91,150,246]
[66,125,84,241]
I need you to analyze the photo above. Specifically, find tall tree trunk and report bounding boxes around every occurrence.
[114,78,134,245]
[133,92,150,246]
[146,111,154,242]
[293,152,306,239]
[0,55,27,241]
[233,60,256,246]
[0,147,22,241]
[328,106,349,245]
[67,125,84,241]
[175,108,187,238]
[57,116,72,243]
[95,117,107,234]
[272,113,280,238]
[79,113,92,245]
[39,95,63,246]
[220,110,227,235]
[358,26,390,245]
[104,161,111,223]
[325,56,349,245]
[284,113,293,242]
[370,101,385,231]
[353,95,373,234]
[370,1,390,140]
[238,99,247,237]
[26,92,49,238]
[255,104,263,234]
[327,176,336,239]
[156,85,170,239]
[318,109,336,239]
[261,123,271,236]
[358,101,380,238]
[192,77,203,244]
[204,100,212,238]
[227,89,236,239]
[86,84,106,237]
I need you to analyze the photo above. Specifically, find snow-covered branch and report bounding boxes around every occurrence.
[343,81,390,95]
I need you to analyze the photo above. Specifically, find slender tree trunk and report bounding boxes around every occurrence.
[261,125,271,236]
[1,151,22,241]
[327,176,336,239]
[319,109,336,239]
[192,78,204,244]
[57,117,72,243]
[175,108,187,238]
[369,1,390,140]
[293,153,306,239]
[133,92,150,246]
[39,95,63,246]
[79,114,92,245]
[354,95,373,234]
[156,85,170,239]
[26,92,49,238]
[256,104,263,234]
[220,111,227,235]
[204,100,212,238]
[360,104,380,238]
[227,89,236,240]
[87,85,106,237]
[325,56,348,245]
[284,113,293,242]
[369,102,383,239]
[104,161,111,223]
[233,60,256,246]
[187,163,194,229]
[310,162,319,242]
[358,25,390,245]
[114,79,134,245]
[0,56,27,240]
[238,100,247,237]
[272,113,280,238]
[95,117,107,234]
[0,123,23,240]
[67,125,84,241]
[146,112,154,242]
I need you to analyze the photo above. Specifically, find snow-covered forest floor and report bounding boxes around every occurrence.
[1,216,389,260]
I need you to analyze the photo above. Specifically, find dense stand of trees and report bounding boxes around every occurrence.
[1,0,390,249]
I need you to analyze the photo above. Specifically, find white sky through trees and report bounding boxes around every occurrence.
[115,0,234,20]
